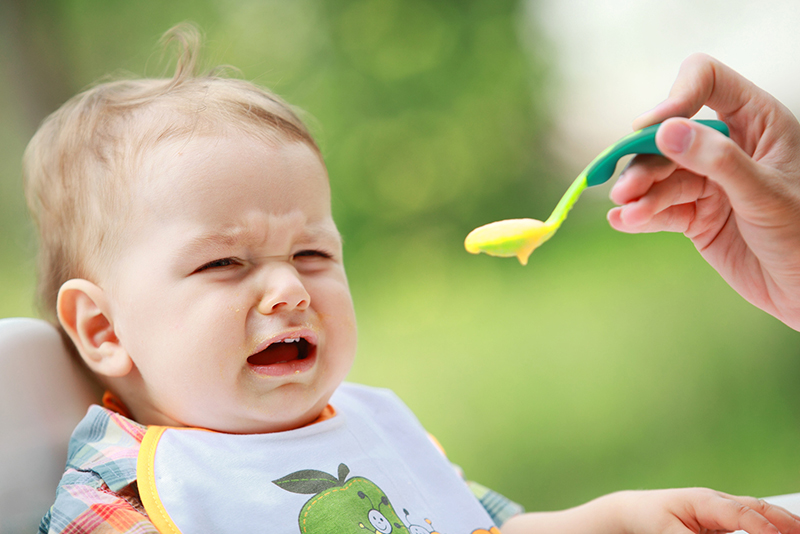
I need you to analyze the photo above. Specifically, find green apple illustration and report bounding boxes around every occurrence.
[273,463,407,533]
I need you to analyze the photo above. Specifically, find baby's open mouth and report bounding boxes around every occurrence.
[247,337,313,366]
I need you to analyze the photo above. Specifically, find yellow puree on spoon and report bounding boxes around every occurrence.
[465,220,556,266]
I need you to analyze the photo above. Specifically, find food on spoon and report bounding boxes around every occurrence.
[464,218,556,265]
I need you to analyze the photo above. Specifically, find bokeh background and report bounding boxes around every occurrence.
[2,0,799,522]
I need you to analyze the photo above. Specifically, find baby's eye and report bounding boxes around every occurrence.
[193,258,241,273]
[292,249,333,261]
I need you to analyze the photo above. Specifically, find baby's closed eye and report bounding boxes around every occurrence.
[291,249,337,274]
[192,250,334,275]
[193,257,242,273]
[292,249,333,260]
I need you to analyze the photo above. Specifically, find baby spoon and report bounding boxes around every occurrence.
[464,119,730,265]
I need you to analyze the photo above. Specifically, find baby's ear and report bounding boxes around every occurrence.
[57,279,133,378]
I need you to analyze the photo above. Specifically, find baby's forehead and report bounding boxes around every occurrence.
[130,103,316,164]
[179,218,343,254]
[126,120,327,203]
[135,128,327,188]
[122,130,335,248]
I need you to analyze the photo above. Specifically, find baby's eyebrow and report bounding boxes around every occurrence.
[177,231,242,258]
[298,226,343,245]
[177,225,342,258]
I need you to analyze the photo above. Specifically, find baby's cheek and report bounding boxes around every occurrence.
[331,292,357,336]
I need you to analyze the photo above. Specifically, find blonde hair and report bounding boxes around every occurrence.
[23,24,320,332]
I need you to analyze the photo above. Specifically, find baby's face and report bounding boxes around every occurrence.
[102,132,356,433]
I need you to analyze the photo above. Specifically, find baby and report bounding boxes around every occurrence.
[29,27,800,534]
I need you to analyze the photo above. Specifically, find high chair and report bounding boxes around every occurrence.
[0,317,97,533]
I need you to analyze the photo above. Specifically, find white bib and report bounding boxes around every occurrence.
[137,383,501,534]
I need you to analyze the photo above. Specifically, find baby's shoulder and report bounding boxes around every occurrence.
[65,405,144,491]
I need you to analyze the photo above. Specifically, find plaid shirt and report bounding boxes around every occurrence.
[40,405,523,533]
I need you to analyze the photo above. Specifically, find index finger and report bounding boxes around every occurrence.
[633,54,771,131]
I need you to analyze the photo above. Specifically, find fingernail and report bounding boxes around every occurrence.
[637,99,661,116]
[660,122,694,153]
[617,159,636,182]
[610,175,625,200]
[633,100,667,125]
[617,205,630,225]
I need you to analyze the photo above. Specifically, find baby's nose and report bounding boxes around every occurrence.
[256,265,310,314]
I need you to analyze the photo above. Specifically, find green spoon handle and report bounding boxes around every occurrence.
[584,119,730,187]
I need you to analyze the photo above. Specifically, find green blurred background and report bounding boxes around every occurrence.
[1,0,799,516]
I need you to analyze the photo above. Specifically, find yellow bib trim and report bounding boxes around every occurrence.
[137,426,182,534]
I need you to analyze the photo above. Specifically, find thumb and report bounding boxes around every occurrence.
[655,118,767,208]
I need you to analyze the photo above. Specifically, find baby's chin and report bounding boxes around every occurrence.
[121,361,344,433]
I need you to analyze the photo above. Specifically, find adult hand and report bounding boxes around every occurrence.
[608,53,800,331]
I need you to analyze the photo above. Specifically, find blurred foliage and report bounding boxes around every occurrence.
[0,0,798,524]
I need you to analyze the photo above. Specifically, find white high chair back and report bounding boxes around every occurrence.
[0,317,97,533]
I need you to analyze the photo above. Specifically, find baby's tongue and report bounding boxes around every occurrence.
[247,343,298,366]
